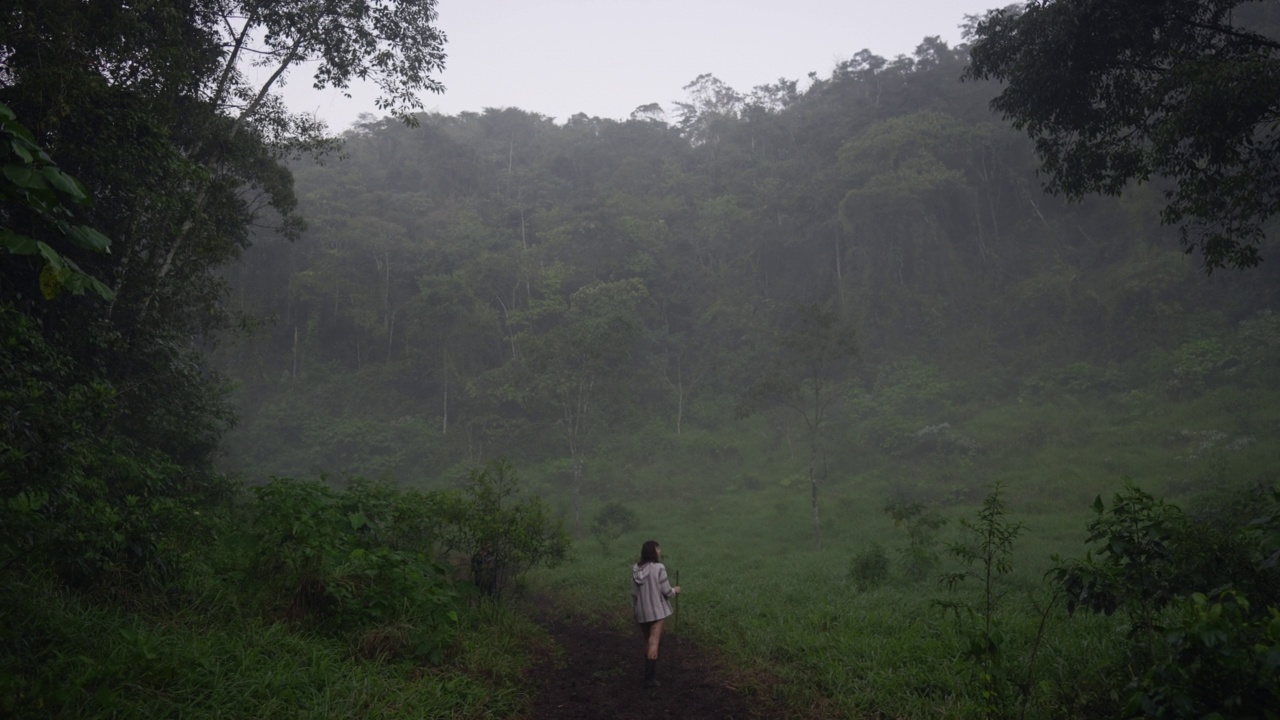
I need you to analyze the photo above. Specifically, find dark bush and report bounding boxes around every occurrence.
[847,543,890,591]
[591,502,637,556]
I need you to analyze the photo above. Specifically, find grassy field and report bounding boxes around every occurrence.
[524,385,1280,719]
[530,495,1126,719]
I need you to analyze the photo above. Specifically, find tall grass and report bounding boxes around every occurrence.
[526,382,1280,718]
[530,497,1127,719]
[1,570,541,720]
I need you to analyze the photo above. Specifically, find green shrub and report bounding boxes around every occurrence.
[248,477,459,662]
[939,483,1037,720]
[883,498,947,580]
[591,502,637,556]
[1166,338,1236,394]
[847,542,890,591]
[1134,590,1280,719]
[0,305,222,589]
[436,459,571,598]
[1053,482,1280,718]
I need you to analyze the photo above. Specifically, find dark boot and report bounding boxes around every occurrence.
[644,658,659,688]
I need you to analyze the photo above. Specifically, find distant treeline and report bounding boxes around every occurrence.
[219,35,1279,486]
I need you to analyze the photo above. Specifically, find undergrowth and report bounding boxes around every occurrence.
[0,461,563,719]
[0,569,540,719]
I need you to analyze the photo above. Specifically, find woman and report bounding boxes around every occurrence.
[631,539,681,688]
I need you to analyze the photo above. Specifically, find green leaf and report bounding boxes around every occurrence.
[0,229,39,254]
[7,491,48,513]
[3,164,49,190]
[10,138,33,163]
[62,223,111,253]
[82,275,115,301]
[41,166,88,201]
[33,241,64,270]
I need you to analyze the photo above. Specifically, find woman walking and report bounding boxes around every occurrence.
[631,540,681,688]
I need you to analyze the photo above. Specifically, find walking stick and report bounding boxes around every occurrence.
[672,568,681,679]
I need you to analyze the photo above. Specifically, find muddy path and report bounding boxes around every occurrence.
[520,597,793,720]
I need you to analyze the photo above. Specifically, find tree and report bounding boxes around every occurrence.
[211,0,446,126]
[965,0,1280,271]
[837,112,968,290]
[673,74,743,148]
[745,304,857,549]
[437,460,570,598]
[485,277,650,533]
[0,0,449,576]
[656,327,714,436]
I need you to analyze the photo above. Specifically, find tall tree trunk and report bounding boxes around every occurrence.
[676,385,684,435]
[564,376,591,536]
[572,455,584,537]
[809,438,821,550]
[675,361,684,435]
[386,306,396,363]
[834,232,845,312]
[153,19,310,294]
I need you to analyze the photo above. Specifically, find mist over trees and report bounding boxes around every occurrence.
[218,24,1278,501]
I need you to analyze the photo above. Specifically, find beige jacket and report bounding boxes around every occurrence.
[631,561,674,623]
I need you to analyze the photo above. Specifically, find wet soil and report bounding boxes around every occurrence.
[521,597,791,720]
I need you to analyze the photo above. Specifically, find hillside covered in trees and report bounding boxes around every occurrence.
[220,29,1279,514]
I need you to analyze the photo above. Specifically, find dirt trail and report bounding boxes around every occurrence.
[521,597,790,720]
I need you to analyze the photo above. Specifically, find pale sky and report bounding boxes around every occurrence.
[281,0,1002,131]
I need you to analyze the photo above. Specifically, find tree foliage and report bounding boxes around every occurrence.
[0,102,113,300]
[217,31,1277,519]
[1051,483,1280,718]
[0,0,448,587]
[590,501,637,556]
[965,0,1280,270]
[435,460,570,597]
[214,0,447,128]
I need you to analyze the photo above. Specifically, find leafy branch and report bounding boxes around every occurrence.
[0,102,114,300]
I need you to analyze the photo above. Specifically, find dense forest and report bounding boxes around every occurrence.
[3,1,1279,718]
[219,20,1280,515]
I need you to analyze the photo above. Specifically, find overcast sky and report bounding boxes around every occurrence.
[281,0,1002,131]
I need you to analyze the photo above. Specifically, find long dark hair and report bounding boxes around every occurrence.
[638,540,660,567]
